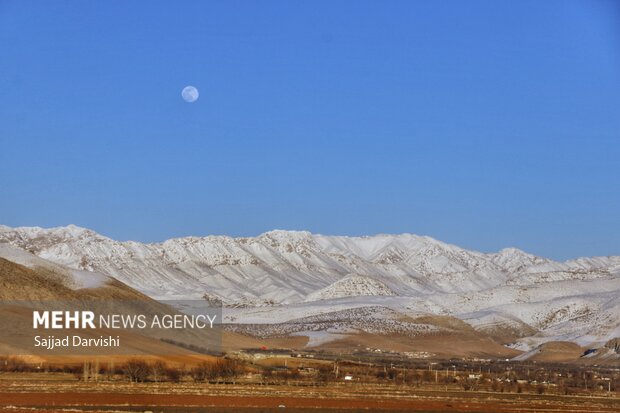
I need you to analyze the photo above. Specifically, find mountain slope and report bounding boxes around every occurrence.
[2,225,615,303]
[0,224,618,354]
[305,274,395,301]
[0,247,262,356]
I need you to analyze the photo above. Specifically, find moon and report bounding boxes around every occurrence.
[181,86,199,103]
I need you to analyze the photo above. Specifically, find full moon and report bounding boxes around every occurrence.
[181,86,199,103]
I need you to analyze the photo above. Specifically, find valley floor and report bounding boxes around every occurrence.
[0,375,618,413]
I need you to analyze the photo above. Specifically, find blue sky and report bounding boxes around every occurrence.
[0,0,619,260]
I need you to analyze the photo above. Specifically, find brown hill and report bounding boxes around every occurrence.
[0,253,261,361]
[526,341,584,362]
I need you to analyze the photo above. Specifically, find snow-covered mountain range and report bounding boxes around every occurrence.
[1,224,618,354]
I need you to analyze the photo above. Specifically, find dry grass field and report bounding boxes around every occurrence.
[0,371,618,413]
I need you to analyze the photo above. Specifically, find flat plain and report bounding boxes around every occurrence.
[0,373,618,413]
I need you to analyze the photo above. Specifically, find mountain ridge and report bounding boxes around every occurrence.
[1,224,618,302]
[1,224,618,354]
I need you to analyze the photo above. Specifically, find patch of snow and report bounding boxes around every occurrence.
[291,330,350,347]
[70,269,109,289]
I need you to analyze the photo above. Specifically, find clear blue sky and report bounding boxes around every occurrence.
[1,1,619,260]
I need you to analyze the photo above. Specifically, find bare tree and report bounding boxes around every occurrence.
[123,359,149,383]
[150,360,166,382]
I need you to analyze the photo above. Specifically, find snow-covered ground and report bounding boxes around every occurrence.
[0,242,110,290]
[1,224,618,350]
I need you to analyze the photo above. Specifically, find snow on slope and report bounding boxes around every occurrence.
[227,305,442,338]
[0,225,505,302]
[0,224,618,349]
[0,242,110,290]
[4,224,610,303]
[305,274,395,301]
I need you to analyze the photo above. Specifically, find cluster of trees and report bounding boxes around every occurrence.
[374,367,440,386]
[489,380,547,394]
[260,367,301,384]
[120,359,182,383]
[0,356,30,372]
[190,359,243,383]
[81,358,330,385]
[0,356,242,383]
[83,358,245,383]
[0,356,81,374]
[366,363,619,395]
[0,356,247,384]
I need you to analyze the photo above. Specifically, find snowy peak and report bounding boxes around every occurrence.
[490,247,551,272]
[0,224,106,254]
[0,224,617,304]
[1,224,619,351]
[0,224,98,238]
